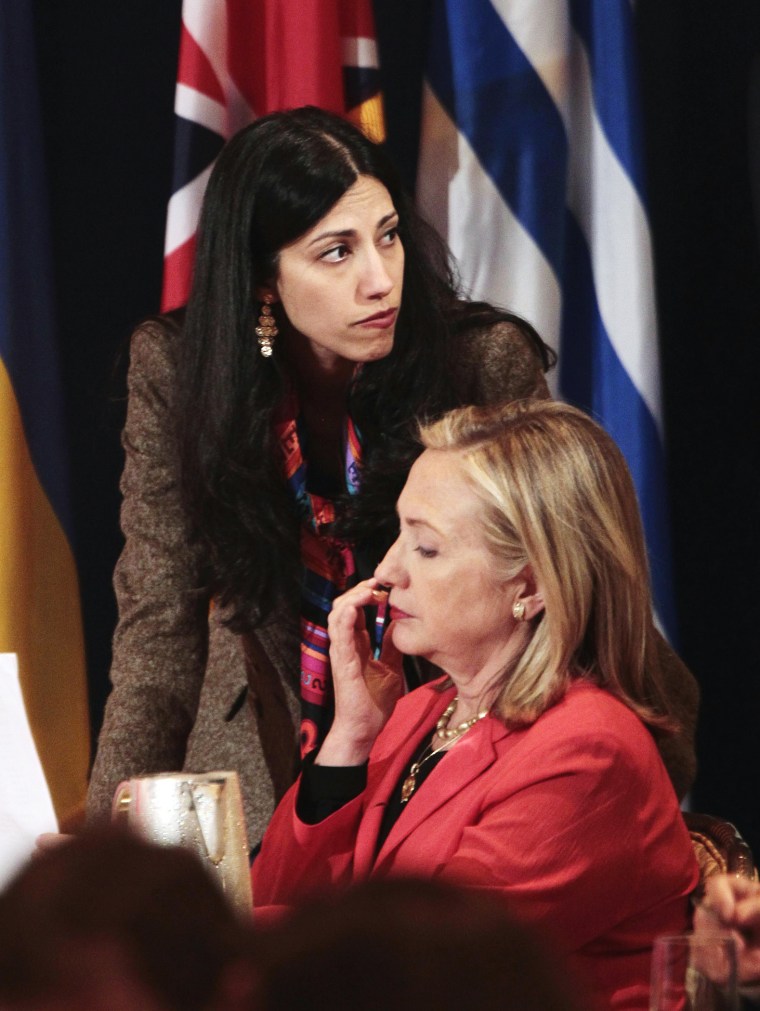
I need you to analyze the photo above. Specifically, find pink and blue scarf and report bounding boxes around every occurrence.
[274,390,377,756]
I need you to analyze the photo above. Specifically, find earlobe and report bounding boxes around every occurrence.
[512,592,545,622]
[255,285,278,304]
[512,564,545,622]
[525,592,545,622]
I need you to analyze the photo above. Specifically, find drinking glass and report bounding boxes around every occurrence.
[112,770,252,916]
[650,932,738,1010]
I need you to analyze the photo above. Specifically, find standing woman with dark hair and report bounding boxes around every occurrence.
[86,107,697,846]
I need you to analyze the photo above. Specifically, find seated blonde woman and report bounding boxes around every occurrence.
[253,400,699,1010]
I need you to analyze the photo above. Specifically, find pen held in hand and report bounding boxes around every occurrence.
[372,588,390,659]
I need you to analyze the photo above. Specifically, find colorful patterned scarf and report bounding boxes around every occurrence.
[274,389,368,757]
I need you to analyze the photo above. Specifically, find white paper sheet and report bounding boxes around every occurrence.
[0,653,58,888]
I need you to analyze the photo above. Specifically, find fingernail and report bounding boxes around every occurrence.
[371,587,389,600]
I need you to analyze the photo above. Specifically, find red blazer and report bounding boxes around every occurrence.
[254,680,699,1010]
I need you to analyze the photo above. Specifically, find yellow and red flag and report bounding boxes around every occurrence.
[0,1,90,829]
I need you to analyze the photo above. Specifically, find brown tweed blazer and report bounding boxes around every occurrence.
[87,317,699,846]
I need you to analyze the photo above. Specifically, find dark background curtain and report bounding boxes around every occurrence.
[31,1,760,854]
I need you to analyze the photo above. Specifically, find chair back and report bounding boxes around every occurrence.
[684,812,757,886]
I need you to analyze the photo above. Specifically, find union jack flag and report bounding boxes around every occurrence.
[162,0,384,312]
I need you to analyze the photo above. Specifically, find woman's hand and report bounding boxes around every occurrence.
[318,579,404,766]
[695,874,760,985]
[35,833,75,855]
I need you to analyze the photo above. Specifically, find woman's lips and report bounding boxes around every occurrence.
[356,307,397,328]
[389,605,410,621]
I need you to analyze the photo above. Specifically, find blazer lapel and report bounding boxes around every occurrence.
[353,687,452,877]
[352,690,512,876]
[372,717,509,868]
[254,621,301,695]
[241,625,301,802]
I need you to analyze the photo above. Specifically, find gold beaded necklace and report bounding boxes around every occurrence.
[400,696,489,804]
[434,697,490,741]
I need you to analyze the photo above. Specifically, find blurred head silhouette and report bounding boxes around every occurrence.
[0,829,248,1011]
[247,876,581,1011]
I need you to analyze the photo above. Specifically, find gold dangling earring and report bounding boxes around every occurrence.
[255,294,278,358]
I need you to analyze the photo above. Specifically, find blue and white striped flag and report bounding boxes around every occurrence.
[417,0,676,639]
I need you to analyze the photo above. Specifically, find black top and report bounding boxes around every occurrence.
[297,731,451,857]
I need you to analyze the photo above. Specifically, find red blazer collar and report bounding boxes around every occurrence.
[353,684,512,876]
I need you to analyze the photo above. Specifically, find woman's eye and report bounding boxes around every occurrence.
[380,226,399,246]
[320,244,350,263]
[414,546,438,559]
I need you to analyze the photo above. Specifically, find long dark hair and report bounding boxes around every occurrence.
[176,106,552,630]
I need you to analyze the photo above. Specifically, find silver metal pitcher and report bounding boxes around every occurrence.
[112,770,252,916]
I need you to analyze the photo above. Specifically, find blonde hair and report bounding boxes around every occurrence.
[420,400,676,732]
